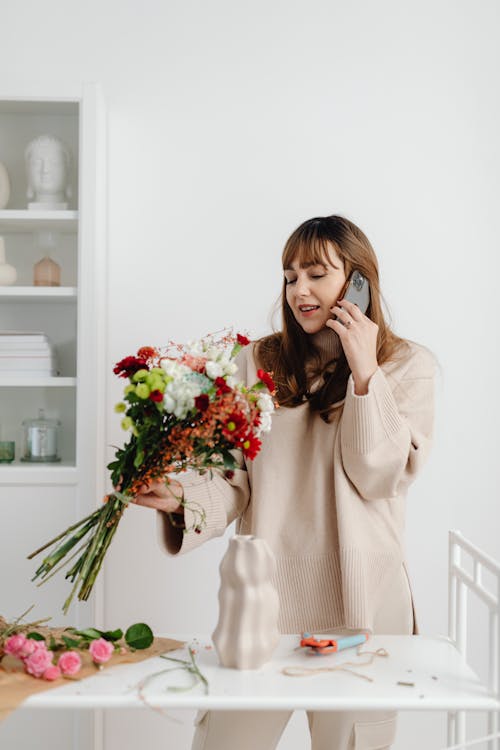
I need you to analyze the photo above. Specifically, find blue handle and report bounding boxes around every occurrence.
[335,633,367,651]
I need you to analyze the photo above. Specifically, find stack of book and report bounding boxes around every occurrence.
[0,332,58,378]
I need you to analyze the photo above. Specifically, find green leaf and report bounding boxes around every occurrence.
[101,629,123,642]
[73,627,103,640]
[133,450,145,469]
[62,636,81,649]
[26,632,45,641]
[125,623,154,650]
[222,452,236,470]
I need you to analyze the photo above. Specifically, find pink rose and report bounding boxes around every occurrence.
[4,633,28,658]
[58,650,82,676]
[19,638,37,657]
[24,648,54,678]
[43,665,61,681]
[89,637,114,664]
[31,640,48,651]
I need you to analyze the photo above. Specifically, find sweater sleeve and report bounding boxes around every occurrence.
[156,453,250,554]
[340,344,436,501]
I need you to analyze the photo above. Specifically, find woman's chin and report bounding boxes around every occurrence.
[299,320,329,335]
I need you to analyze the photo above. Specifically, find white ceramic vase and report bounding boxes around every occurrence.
[212,535,280,669]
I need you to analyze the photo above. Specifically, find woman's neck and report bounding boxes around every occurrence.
[310,326,343,365]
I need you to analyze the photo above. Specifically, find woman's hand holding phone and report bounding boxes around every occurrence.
[327,297,379,396]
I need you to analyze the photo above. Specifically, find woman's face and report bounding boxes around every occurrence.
[284,243,347,335]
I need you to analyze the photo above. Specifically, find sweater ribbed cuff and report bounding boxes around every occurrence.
[156,477,227,556]
[341,367,405,454]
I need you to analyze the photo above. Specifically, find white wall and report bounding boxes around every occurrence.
[1,1,499,749]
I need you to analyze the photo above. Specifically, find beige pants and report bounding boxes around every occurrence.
[192,563,414,750]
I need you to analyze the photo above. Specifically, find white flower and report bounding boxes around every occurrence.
[160,358,190,378]
[205,345,220,361]
[162,367,202,419]
[222,361,238,376]
[257,394,274,413]
[205,360,223,380]
[163,393,176,413]
[185,339,203,356]
[257,412,272,434]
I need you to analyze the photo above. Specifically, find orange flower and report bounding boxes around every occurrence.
[137,346,158,361]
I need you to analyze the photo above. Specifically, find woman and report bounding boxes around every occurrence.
[132,215,437,750]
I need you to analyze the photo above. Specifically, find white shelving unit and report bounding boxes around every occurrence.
[0,82,107,750]
[0,85,105,479]
[0,85,107,605]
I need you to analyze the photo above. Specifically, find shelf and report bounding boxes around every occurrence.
[0,99,79,116]
[0,210,78,233]
[0,376,76,387]
[0,461,78,485]
[0,286,77,301]
[0,286,77,300]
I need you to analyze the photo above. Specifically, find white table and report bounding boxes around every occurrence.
[18,531,500,750]
[21,633,499,715]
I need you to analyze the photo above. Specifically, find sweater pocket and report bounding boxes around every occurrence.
[352,712,397,749]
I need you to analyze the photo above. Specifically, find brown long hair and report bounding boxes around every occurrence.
[254,215,411,422]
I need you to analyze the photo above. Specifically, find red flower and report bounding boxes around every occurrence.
[224,469,235,479]
[236,333,251,346]
[195,394,210,412]
[239,432,262,460]
[113,356,149,378]
[222,411,247,440]
[137,346,158,361]
[149,390,163,403]
[215,377,231,395]
[257,368,276,393]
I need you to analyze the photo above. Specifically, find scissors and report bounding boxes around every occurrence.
[300,631,370,655]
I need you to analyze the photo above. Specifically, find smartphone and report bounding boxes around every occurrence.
[333,270,370,320]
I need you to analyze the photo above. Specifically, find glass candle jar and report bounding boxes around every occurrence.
[21,409,61,462]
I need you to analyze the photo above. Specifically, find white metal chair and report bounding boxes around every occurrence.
[445,529,500,749]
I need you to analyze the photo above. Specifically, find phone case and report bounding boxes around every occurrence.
[334,270,370,319]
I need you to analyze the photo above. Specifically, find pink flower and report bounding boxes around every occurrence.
[24,647,54,678]
[58,650,82,676]
[89,638,114,664]
[31,640,48,652]
[43,665,61,681]
[19,638,37,657]
[4,633,28,658]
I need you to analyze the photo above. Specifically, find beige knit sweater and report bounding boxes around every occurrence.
[157,330,436,635]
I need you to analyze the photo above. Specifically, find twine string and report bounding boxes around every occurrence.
[281,646,389,682]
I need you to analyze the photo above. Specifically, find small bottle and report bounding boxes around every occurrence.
[33,231,61,287]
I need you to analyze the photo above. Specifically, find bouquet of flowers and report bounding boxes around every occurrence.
[28,330,276,614]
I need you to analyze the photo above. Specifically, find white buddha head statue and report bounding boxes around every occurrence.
[25,134,72,206]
